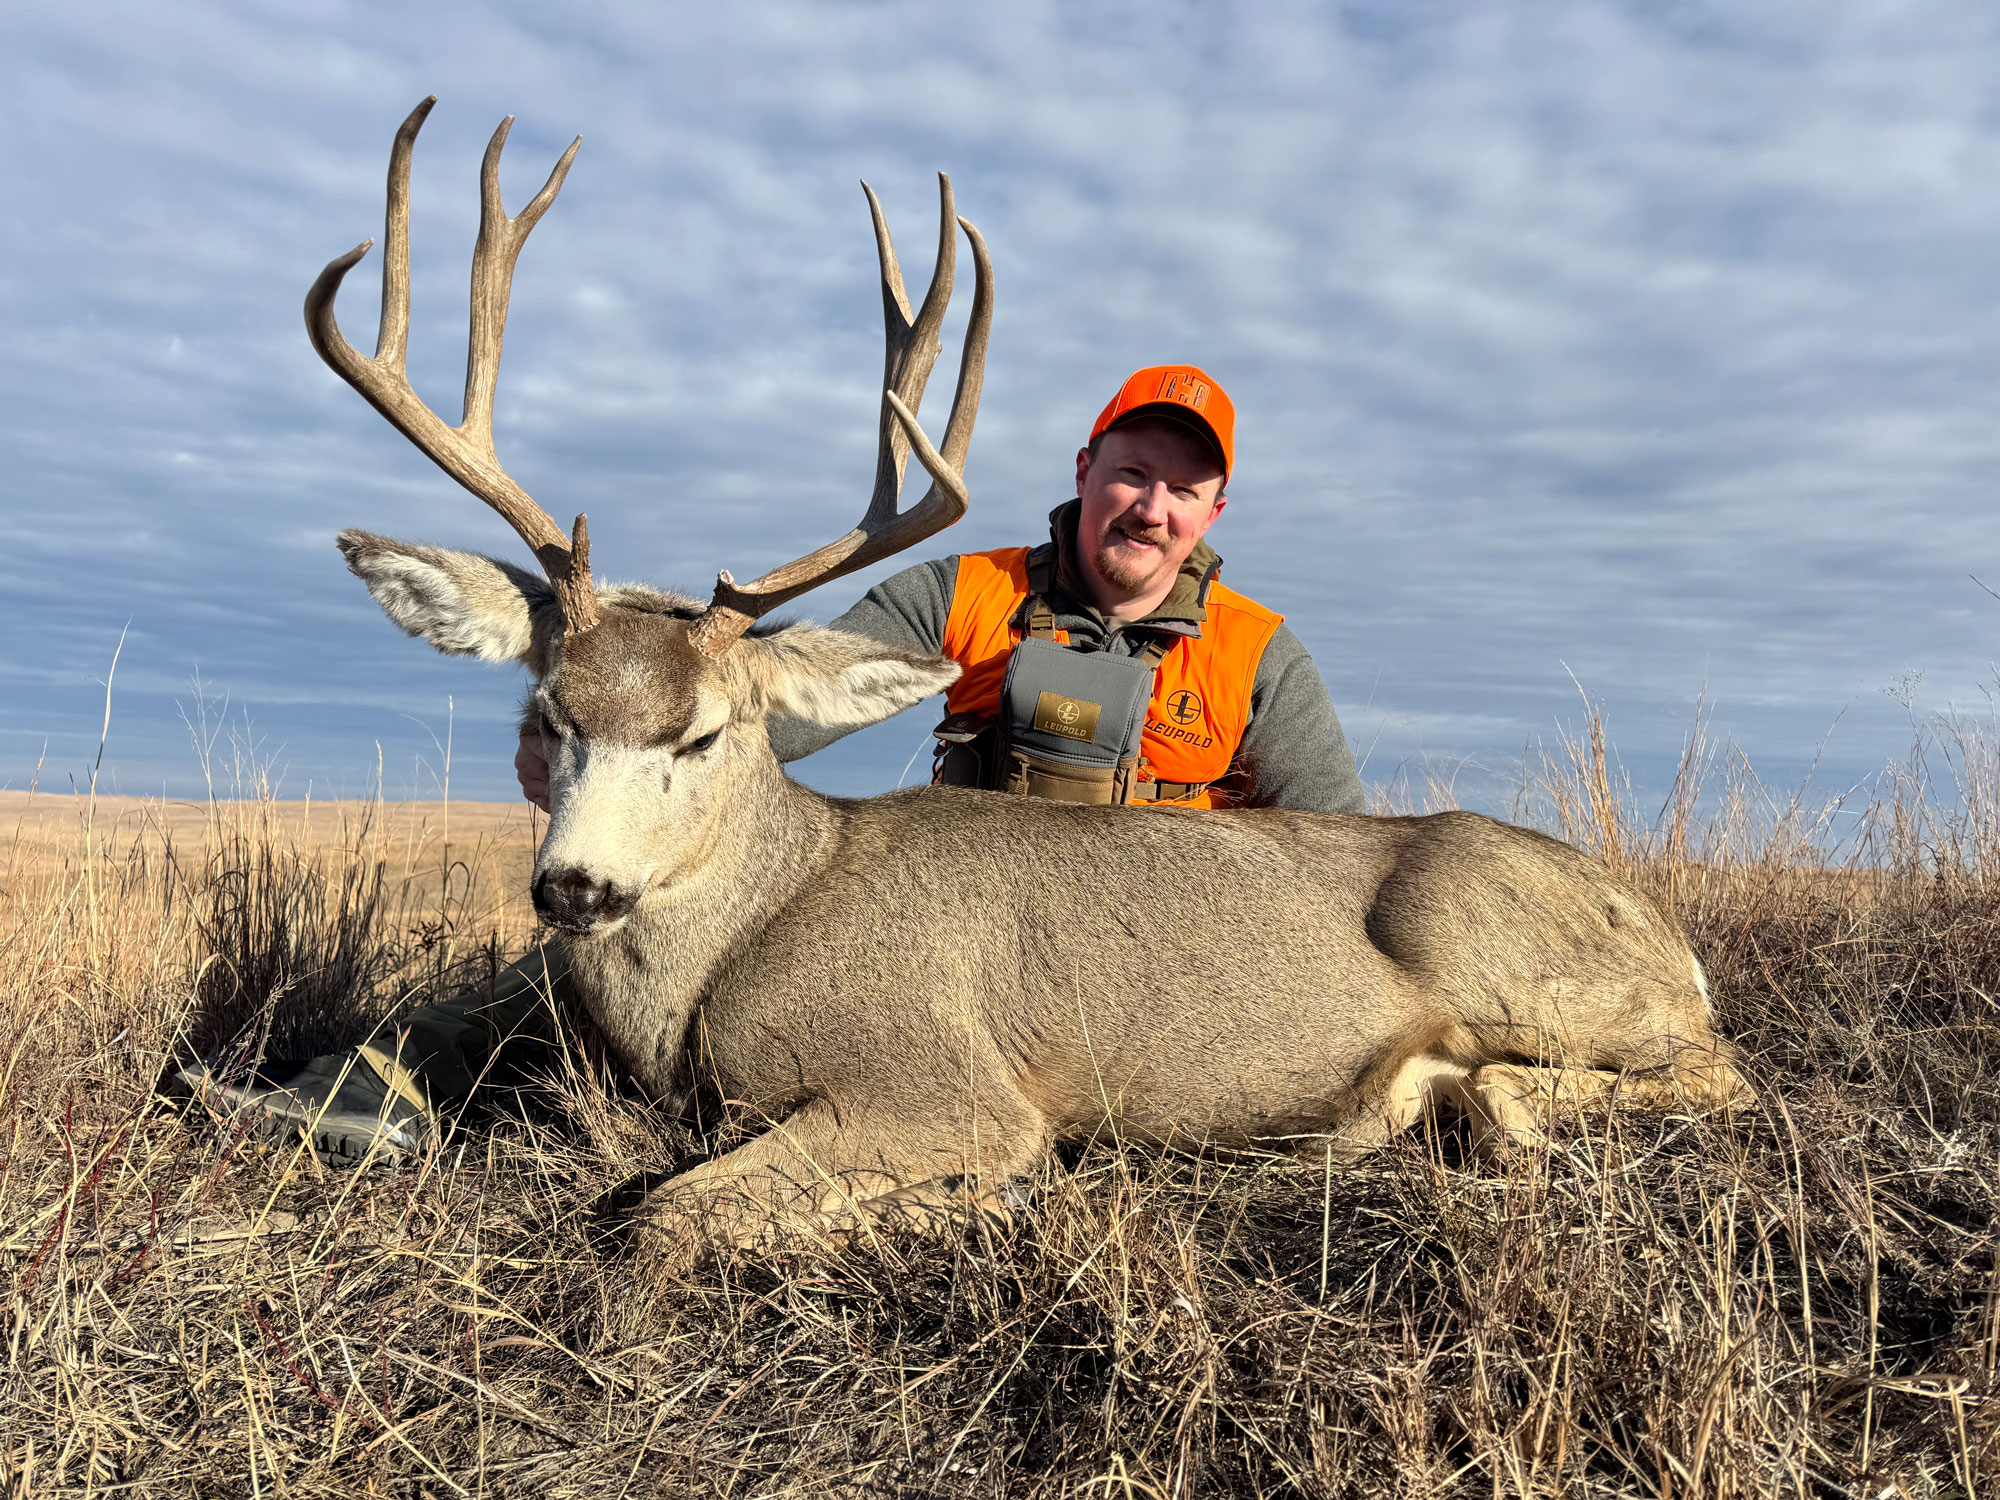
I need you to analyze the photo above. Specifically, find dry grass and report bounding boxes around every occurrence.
[2,707,1997,1498]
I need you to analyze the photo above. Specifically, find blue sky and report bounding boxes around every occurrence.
[6,1,1996,812]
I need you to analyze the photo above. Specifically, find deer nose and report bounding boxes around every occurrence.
[532,868,636,930]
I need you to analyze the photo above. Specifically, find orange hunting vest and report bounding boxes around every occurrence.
[940,548,1284,808]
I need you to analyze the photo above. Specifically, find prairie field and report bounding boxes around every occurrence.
[2,712,1997,1498]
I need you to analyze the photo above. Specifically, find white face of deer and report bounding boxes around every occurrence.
[338,532,960,935]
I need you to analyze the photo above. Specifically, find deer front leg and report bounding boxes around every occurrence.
[632,1093,1044,1276]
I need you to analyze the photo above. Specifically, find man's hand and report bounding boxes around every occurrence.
[516,727,551,813]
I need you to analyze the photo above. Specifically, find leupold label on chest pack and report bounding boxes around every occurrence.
[1033,690,1102,743]
[1000,636,1154,768]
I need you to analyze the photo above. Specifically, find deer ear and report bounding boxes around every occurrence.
[731,624,961,727]
[338,530,563,672]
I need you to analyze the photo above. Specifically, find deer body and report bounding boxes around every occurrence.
[578,778,1722,1150]
[308,102,1748,1262]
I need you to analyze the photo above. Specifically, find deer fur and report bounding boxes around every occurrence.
[338,528,1752,1264]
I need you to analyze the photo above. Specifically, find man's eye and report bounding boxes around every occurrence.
[677,728,721,758]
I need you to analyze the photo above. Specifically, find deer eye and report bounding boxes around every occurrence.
[677,728,721,758]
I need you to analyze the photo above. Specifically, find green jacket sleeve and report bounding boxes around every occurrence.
[1231,625,1366,814]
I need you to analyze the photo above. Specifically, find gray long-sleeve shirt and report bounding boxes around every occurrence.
[770,502,1365,815]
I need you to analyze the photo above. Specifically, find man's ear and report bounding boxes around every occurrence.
[728,625,961,728]
[337,530,563,671]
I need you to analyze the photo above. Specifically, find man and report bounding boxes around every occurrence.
[176,366,1365,1165]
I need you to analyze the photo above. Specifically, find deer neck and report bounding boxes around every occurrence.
[558,745,837,1100]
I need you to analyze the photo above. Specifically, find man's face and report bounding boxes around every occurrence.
[1074,419,1228,606]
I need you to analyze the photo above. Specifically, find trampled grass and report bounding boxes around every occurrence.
[2,707,1996,1497]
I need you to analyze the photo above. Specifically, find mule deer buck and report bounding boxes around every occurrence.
[308,100,1750,1261]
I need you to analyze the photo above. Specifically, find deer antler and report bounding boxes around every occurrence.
[687,175,993,656]
[305,97,601,631]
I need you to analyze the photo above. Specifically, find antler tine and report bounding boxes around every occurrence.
[937,217,993,473]
[373,95,431,372]
[687,180,992,658]
[463,115,579,440]
[304,98,601,632]
[863,173,958,529]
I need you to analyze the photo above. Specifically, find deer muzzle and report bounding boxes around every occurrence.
[532,866,638,933]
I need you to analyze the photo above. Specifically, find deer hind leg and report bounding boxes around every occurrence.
[1656,1040,1756,1111]
[633,1094,1044,1274]
[1556,984,1756,1113]
[1430,1064,1597,1158]
[1441,1055,1753,1162]
[1318,1049,1477,1162]
[1554,1027,1755,1121]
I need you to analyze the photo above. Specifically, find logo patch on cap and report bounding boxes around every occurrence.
[1156,372,1210,411]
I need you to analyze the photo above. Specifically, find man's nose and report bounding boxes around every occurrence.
[1129,483,1173,520]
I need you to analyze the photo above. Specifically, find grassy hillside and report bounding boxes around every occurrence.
[2,713,1995,1496]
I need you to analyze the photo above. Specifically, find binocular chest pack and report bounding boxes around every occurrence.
[932,587,1214,806]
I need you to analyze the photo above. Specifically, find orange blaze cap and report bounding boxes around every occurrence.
[1089,364,1235,480]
